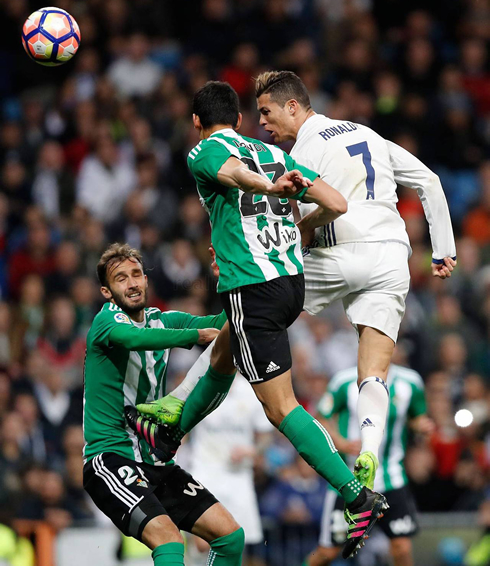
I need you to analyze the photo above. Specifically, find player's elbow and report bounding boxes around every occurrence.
[330,195,347,216]
[427,172,443,193]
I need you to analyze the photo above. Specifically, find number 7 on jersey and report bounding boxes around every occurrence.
[347,141,375,200]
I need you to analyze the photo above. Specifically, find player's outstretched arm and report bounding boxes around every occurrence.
[108,324,219,351]
[387,140,457,269]
[217,156,308,197]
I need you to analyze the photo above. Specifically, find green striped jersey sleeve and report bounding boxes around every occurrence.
[161,310,227,330]
[188,140,234,184]
[283,152,320,202]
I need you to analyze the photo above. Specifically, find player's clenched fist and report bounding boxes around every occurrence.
[431,257,457,279]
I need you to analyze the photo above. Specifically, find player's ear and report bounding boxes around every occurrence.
[100,286,112,300]
[235,113,243,130]
[288,100,298,114]
[192,114,201,131]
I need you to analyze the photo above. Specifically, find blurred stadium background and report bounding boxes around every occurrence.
[0,0,489,564]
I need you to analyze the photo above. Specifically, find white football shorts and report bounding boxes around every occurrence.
[303,241,410,343]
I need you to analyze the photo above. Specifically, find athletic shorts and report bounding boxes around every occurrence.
[303,241,410,343]
[319,485,419,547]
[220,274,305,383]
[84,453,218,540]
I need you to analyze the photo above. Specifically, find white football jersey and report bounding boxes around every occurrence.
[291,114,456,261]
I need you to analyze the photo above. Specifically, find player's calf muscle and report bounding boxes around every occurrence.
[210,323,235,374]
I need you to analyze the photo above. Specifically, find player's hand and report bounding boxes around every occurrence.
[288,169,314,190]
[197,328,220,344]
[341,439,362,456]
[136,394,184,426]
[297,218,316,248]
[431,257,457,279]
[410,415,435,436]
[209,245,219,278]
[269,170,312,197]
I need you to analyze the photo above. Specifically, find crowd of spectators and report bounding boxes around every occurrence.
[0,0,489,561]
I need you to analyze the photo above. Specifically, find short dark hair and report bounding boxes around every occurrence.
[192,81,239,129]
[96,243,144,287]
[255,71,311,109]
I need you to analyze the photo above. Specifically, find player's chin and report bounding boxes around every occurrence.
[122,296,146,312]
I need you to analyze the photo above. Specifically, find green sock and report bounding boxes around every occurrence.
[176,365,235,438]
[208,528,245,565]
[279,406,363,505]
[152,542,184,565]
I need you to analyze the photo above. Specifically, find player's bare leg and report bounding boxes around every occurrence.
[252,371,388,559]
[305,545,339,566]
[191,502,244,566]
[390,537,413,566]
[141,515,185,564]
[355,325,394,489]
[142,515,184,548]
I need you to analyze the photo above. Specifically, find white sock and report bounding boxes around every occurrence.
[170,339,215,401]
[357,376,389,461]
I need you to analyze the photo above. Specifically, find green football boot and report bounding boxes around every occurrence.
[354,451,379,490]
[136,394,184,426]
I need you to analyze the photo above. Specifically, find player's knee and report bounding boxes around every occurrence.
[308,545,339,565]
[210,527,245,559]
[390,537,412,561]
[141,515,184,549]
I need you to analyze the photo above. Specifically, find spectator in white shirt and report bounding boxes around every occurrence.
[107,33,163,98]
[76,136,136,224]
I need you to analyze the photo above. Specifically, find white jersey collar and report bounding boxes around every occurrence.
[209,128,236,138]
[296,114,326,144]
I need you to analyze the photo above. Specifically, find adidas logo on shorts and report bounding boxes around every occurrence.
[266,361,281,373]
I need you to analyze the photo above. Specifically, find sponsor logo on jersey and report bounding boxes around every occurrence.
[266,361,280,373]
[136,479,148,488]
[114,313,131,324]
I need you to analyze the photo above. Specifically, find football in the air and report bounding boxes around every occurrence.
[22,6,81,66]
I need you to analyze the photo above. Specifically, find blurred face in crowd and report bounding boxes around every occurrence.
[257,93,298,143]
[101,258,148,317]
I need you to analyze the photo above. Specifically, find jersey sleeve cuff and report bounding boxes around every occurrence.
[432,256,457,264]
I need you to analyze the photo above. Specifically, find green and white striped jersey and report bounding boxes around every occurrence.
[187,128,319,292]
[317,365,426,492]
[83,302,226,465]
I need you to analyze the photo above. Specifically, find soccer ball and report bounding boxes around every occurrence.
[22,7,81,67]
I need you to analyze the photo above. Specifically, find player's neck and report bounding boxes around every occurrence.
[201,124,234,139]
[130,310,145,323]
[288,108,315,141]
[296,108,316,133]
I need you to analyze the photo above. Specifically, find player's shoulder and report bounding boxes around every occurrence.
[188,135,239,163]
[329,367,358,391]
[88,303,131,342]
[188,140,204,162]
[391,364,424,388]
[145,306,163,319]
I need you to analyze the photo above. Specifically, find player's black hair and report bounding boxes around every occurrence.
[255,71,311,110]
[192,81,239,129]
